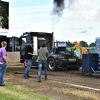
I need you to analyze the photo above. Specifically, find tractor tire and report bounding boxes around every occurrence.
[47,57,57,71]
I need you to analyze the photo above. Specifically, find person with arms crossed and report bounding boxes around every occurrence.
[0,41,8,86]
[38,43,49,82]
[23,40,35,79]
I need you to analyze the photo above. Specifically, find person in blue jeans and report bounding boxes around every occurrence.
[38,43,49,82]
[23,40,35,79]
[0,41,8,86]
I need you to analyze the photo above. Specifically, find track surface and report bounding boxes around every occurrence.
[4,64,100,100]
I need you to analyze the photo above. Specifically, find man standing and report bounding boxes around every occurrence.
[23,40,35,79]
[0,41,8,86]
[38,43,49,82]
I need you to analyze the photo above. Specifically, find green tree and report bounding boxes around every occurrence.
[1,15,9,29]
[0,2,9,29]
[73,41,78,43]
[79,41,88,47]
[89,42,96,47]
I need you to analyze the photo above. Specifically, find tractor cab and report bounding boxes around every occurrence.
[53,41,66,54]
[53,41,75,56]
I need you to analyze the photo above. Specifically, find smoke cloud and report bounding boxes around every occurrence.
[51,0,75,17]
[51,0,65,17]
[51,0,75,30]
[68,0,75,8]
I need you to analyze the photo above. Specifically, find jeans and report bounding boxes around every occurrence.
[0,63,7,85]
[24,59,32,76]
[38,61,47,80]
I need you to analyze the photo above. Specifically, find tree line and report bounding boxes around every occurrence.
[73,41,96,47]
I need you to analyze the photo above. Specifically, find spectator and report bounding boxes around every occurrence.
[0,41,8,86]
[38,43,49,82]
[23,40,35,79]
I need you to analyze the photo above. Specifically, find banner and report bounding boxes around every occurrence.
[0,1,9,34]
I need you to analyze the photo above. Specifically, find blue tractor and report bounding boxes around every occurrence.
[47,41,82,71]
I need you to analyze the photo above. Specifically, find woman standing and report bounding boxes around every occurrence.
[0,41,8,86]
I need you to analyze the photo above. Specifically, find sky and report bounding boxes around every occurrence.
[1,0,100,45]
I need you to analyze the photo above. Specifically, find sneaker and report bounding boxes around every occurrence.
[38,79,41,82]
[27,75,32,78]
[45,78,48,80]
[0,84,7,86]
[23,75,28,79]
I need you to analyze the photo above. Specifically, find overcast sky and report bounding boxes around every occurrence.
[3,0,100,44]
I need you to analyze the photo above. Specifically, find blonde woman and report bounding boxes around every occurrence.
[0,41,8,86]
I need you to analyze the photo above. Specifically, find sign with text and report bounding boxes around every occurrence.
[58,42,67,47]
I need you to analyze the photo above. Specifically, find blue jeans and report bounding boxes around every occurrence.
[38,61,47,80]
[0,63,7,85]
[24,59,32,76]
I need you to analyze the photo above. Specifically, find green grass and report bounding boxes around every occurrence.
[0,86,55,100]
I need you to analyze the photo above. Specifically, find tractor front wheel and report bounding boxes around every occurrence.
[47,58,57,71]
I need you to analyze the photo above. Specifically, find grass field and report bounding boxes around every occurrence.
[0,86,55,100]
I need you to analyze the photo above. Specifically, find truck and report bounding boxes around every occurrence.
[19,32,54,63]
[20,32,82,71]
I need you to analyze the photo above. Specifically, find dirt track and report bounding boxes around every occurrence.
[4,64,100,100]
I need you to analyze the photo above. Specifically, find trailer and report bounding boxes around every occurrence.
[82,37,100,76]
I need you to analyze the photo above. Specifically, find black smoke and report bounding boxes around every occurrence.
[51,0,75,30]
[51,0,65,17]
[51,0,75,17]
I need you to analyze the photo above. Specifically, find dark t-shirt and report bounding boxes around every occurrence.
[24,45,33,59]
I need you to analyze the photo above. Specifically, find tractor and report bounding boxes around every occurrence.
[47,41,82,71]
